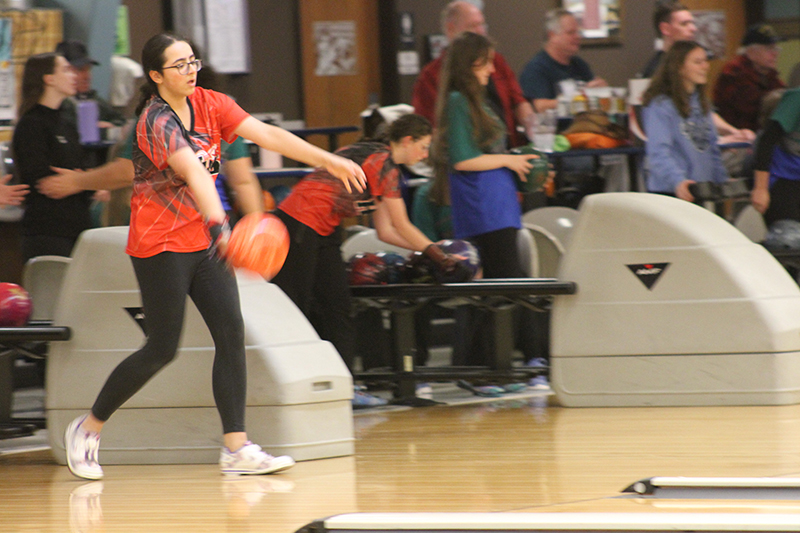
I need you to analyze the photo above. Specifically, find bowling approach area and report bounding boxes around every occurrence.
[5,192,800,531]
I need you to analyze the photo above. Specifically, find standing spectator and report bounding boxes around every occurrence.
[713,24,785,133]
[641,1,697,78]
[642,41,728,201]
[431,32,543,373]
[641,1,753,142]
[56,40,126,133]
[751,88,800,225]
[411,1,533,148]
[518,8,607,113]
[13,52,92,262]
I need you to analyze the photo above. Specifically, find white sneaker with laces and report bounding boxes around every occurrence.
[64,415,104,480]
[220,441,295,476]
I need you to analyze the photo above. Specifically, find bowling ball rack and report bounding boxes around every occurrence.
[0,321,71,438]
[350,278,576,404]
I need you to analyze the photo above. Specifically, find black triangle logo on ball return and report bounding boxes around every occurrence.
[626,263,670,290]
[124,307,147,335]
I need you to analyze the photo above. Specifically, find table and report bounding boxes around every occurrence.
[350,278,577,402]
[288,125,360,151]
[547,145,645,192]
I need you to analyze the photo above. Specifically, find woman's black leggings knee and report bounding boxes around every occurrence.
[91,251,247,434]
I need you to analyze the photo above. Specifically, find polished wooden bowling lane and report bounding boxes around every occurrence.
[3,397,800,532]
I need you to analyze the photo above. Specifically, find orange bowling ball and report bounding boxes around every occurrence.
[226,213,290,279]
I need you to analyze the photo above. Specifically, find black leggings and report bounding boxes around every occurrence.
[91,250,247,434]
[471,227,524,278]
[765,178,800,227]
[271,210,356,371]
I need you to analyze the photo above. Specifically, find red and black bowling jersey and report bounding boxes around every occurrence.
[127,87,249,258]
[279,142,403,236]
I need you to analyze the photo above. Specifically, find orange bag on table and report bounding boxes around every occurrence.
[562,110,628,149]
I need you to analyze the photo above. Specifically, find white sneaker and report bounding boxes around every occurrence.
[64,415,104,480]
[220,441,295,476]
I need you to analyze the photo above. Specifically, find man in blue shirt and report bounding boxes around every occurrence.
[518,8,607,113]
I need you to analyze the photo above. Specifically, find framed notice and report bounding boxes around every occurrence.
[563,0,622,45]
[313,20,357,76]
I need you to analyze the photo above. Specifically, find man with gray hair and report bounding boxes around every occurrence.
[713,24,785,132]
[518,8,607,113]
[411,1,533,148]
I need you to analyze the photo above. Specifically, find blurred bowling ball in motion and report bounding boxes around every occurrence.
[269,184,292,207]
[347,253,389,285]
[376,251,406,284]
[437,239,481,280]
[0,283,32,327]
[226,213,290,279]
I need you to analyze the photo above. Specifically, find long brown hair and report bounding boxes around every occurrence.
[18,53,58,118]
[643,40,709,118]
[430,32,502,205]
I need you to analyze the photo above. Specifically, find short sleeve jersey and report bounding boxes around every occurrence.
[446,91,506,165]
[126,87,249,257]
[278,142,402,236]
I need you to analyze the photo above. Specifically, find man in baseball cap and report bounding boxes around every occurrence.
[713,24,785,132]
[55,40,125,168]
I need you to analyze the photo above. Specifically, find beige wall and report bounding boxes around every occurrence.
[122,1,760,118]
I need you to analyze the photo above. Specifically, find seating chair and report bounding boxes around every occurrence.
[22,255,72,322]
[522,206,579,251]
[523,224,565,279]
[340,228,412,261]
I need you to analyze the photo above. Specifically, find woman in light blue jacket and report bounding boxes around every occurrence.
[642,40,728,202]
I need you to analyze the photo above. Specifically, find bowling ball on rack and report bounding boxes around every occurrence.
[0,283,32,327]
[403,251,436,284]
[764,219,800,251]
[347,253,389,285]
[436,239,481,281]
[375,251,406,284]
[226,213,290,279]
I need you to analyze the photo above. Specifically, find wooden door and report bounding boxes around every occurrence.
[298,0,381,149]
[684,0,747,93]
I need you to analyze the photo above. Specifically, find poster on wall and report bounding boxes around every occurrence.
[692,10,726,60]
[313,20,357,76]
[0,18,13,123]
[563,0,621,44]
[171,0,251,74]
[204,0,250,73]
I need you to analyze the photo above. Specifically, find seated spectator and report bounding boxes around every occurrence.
[642,41,728,201]
[713,24,785,133]
[411,1,533,148]
[518,8,607,113]
[641,1,696,78]
[751,88,800,226]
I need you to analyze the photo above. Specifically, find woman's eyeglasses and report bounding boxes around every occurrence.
[163,59,203,75]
